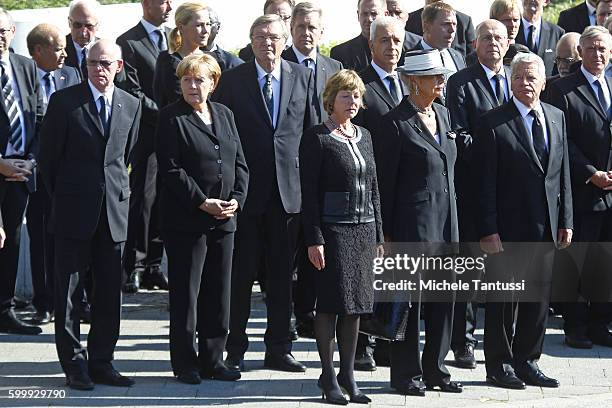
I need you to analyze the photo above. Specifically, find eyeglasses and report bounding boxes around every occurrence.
[0,27,12,36]
[69,19,98,30]
[277,15,291,22]
[555,57,578,65]
[253,35,283,43]
[478,34,508,43]
[86,59,117,68]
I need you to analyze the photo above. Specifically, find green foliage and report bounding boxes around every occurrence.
[3,0,137,10]
[545,0,584,24]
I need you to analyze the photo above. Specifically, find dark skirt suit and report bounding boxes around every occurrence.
[155,99,249,376]
[300,124,383,315]
[376,99,459,388]
[153,51,183,109]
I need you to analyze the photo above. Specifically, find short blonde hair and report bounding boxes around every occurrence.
[489,0,520,20]
[170,2,208,53]
[322,69,366,115]
[176,53,221,92]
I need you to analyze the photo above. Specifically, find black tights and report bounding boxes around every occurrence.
[314,312,360,394]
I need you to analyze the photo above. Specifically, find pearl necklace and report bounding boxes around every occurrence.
[326,118,356,139]
[407,97,434,118]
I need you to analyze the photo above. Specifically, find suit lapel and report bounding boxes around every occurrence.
[537,21,551,56]
[276,60,295,131]
[184,103,218,142]
[449,49,465,70]
[542,103,559,174]
[576,71,608,120]
[9,54,31,113]
[108,88,126,140]
[315,54,327,97]
[82,85,104,138]
[365,66,396,109]
[404,102,445,155]
[137,22,159,59]
[244,61,274,129]
[474,65,498,107]
[506,101,544,173]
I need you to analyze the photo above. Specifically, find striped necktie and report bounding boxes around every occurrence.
[0,60,23,153]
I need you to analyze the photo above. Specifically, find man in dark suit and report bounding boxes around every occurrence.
[445,19,511,370]
[0,8,45,336]
[205,6,244,71]
[65,0,100,81]
[26,23,81,326]
[39,39,141,390]
[405,0,476,58]
[515,0,565,77]
[116,0,172,293]
[0,158,32,251]
[557,0,596,34]
[547,26,612,349]
[330,0,421,73]
[475,52,572,389]
[212,14,317,373]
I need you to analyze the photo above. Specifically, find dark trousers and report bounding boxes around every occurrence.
[451,301,477,349]
[123,151,163,274]
[293,245,316,323]
[54,208,123,375]
[227,193,300,356]
[0,182,29,314]
[164,228,233,375]
[28,181,54,313]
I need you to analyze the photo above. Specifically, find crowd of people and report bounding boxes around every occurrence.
[0,0,611,403]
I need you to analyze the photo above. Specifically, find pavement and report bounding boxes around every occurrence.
[1,288,611,408]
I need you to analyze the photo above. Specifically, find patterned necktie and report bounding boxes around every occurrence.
[386,74,401,104]
[80,48,88,80]
[98,95,109,137]
[154,29,167,52]
[529,110,548,169]
[527,25,537,52]
[0,61,23,153]
[493,74,505,105]
[263,74,274,124]
[593,79,611,119]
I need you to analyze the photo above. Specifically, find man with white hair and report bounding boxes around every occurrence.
[548,25,612,350]
[39,39,141,390]
[474,52,572,389]
[65,0,101,80]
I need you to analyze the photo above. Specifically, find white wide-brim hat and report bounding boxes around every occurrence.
[397,49,454,76]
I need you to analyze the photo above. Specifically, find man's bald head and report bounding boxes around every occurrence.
[475,19,510,70]
[556,32,581,77]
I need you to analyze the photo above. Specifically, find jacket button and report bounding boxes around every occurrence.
[442,171,447,176]
[217,159,222,164]
[217,174,223,179]
[214,145,220,150]
[444,188,448,193]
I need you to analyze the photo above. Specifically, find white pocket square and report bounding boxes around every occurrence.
[545,49,553,53]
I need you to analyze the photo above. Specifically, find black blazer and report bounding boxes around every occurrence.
[557,1,591,34]
[547,69,612,212]
[153,51,182,109]
[473,100,573,243]
[515,20,565,77]
[209,46,244,71]
[238,43,255,62]
[38,83,141,242]
[156,99,248,232]
[405,8,476,57]
[212,59,317,215]
[376,99,459,248]
[281,47,342,121]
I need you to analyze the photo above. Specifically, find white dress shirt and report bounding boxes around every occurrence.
[480,63,509,101]
[581,65,611,112]
[522,17,541,49]
[371,60,402,99]
[587,1,597,27]
[88,80,114,123]
[140,17,166,51]
[74,41,87,66]
[291,45,317,70]
[255,60,281,128]
[0,54,27,156]
[421,39,457,74]
[513,97,548,149]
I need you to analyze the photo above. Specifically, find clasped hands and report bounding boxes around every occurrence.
[589,170,612,190]
[0,158,32,182]
[199,198,239,219]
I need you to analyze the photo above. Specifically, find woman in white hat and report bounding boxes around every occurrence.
[376,49,463,396]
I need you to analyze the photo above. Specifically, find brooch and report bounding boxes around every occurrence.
[446,131,457,140]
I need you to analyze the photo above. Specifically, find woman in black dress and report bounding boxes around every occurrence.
[153,1,212,108]
[300,70,384,405]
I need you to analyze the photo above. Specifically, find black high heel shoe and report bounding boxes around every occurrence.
[317,376,348,405]
[425,380,463,393]
[337,374,371,404]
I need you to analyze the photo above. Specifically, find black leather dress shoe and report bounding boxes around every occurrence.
[66,372,94,390]
[425,380,463,393]
[516,369,560,388]
[201,365,241,381]
[176,371,201,384]
[565,333,593,349]
[90,368,135,387]
[0,310,42,335]
[122,270,140,293]
[589,328,612,348]
[354,352,376,372]
[391,380,426,396]
[141,266,169,290]
[32,310,53,325]
[224,354,245,371]
[264,352,306,372]
[486,372,526,389]
[453,344,477,369]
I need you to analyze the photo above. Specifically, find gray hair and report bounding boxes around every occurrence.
[604,14,612,32]
[206,6,220,25]
[249,14,289,41]
[369,15,403,41]
[510,52,546,79]
[386,0,408,10]
[580,25,612,48]
[0,8,15,27]
[68,0,101,17]
[89,38,122,60]
[292,1,323,20]
[475,19,508,39]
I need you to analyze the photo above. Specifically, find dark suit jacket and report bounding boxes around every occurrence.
[64,34,93,81]
[474,100,572,243]
[281,47,342,121]
[557,1,591,34]
[547,69,612,212]
[405,8,476,57]
[410,41,467,72]
[212,59,317,215]
[376,99,459,248]
[329,31,422,73]
[153,51,183,109]
[156,99,248,232]
[238,43,255,62]
[52,65,81,91]
[209,46,244,71]
[515,20,565,77]
[38,83,141,242]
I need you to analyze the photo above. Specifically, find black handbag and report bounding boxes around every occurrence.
[359,301,411,341]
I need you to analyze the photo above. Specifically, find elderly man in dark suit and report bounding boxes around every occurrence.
[116,0,172,293]
[205,6,244,71]
[212,14,317,373]
[65,0,100,81]
[445,18,511,371]
[405,0,475,58]
[26,23,81,326]
[0,8,45,336]
[39,39,141,391]
[547,26,612,349]
[515,0,564,77]
[475,52,572,390]
[330,0,420,73]
[558,0,597,34]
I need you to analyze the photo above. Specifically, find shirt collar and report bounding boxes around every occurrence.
[37,67,53,79]
[88,79,114,103]
[291,45,317,65]
[73,40,86,55]
[480,63,505,80]
[581,64,605,83]
[0,52,10,67]
[255,59,282,82]
[421,39,435,50]
[140,18,163,35]
[513,96,542,119]
[586,1,597,15]
[371,60,396,81]
[522,17,541,31]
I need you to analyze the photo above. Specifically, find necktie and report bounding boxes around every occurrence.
[529,110,548,169]
[98,95,109,137]
[386,74,401,104]
[302,58,314,71]
[0,61,23,153]
[493,74,505,105]
[527,25,537,52]
[43,72,52,102]
[154,29,167,52]
[263,74,274,124]
[593,79,611,119]
[80,48,88,80]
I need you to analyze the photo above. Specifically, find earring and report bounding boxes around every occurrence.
[414,85,420,96]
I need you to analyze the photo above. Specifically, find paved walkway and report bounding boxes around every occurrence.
[1,289,611,408]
